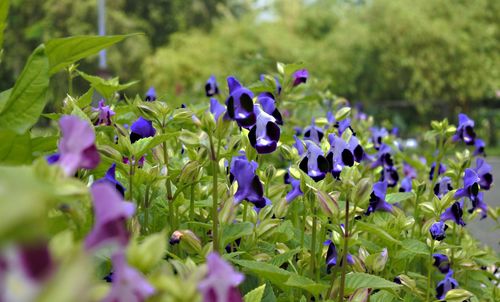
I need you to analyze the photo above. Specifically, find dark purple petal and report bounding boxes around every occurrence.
[300,141,328,182]
[230,156,268,208]
[145,86,157,101]
[304,122,324,144]
[198,252,244,302]
[473,139,486,156]
[453,113,476,145]
[130,117,156,143]
[96,163,126,196]
[440,201,465,226]
[19,242,53,282]
[205,75,219,97]
[249,105,280,154]
[92,100,115,125]
[429,221,447,241]
[434,177,452,199]
[399,177,412,192]
[429,162,446,180]
[370,127,388,150]
[474,158,493,190]
[433,254,450,274]
[292,69,308,86]
[436,270,458,300]
[366,181,393,215]
[225,77,256,128]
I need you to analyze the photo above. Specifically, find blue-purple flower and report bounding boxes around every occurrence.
[96,163,126,196]
[198,252,244,302]
[144,86,156,102]
[324,240,354,273]
[303,121,324,144]
[370,144,394,169]
[130,117,156,143]
[474,158,493,190]
[440,201,465,226]
[248,105,281,154]
[365,181,393,215]
[284,171,303,203]
[473,139,486,156]
[381,165,400,188]
[257,92,283,125]
[205,75,219,97]
[225,76,255,128]
[293,135,305,156]
[92,100,115,126]
[429,162,446,180]
[403,162,417,179]
[299,141,329,182]
[454,168,480,202]
[85,182,135,250]
[453,113,476,145]
[436,270,458,300]
[433,254,450,274]
[292,69,308,86]
[230,156,268,208]
[399,177,412,192]
[370,127,388,150]
[429,221,447,241]
[48,115,100,176]
[103,251,155,302]
[210,98,226,122]
[434,177,452,199]
[326,134,354,178]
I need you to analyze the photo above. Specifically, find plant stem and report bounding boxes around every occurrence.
[128,160,134,201]
[338,196,350,302]
[310,198,318,282]
[67,68,73,97]
[242,202,248,222]
[208,134,219,253]
[144,185,150,234]
[426,239,435,301]
[162,141,175,232]
[189,183,195,221]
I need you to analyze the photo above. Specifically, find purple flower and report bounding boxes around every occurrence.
[299,141,329,182]
[335,118,352,136]
[473,139,486,156]
[436,270,458,300]
[440,201,465,226]
[103,251,155,302]
[326,134,354,178]
[429,163,446,180]
[92,100,115,126]
[225,77,256,128]
[48,115,100,176]
[257,92,283,125]
[399,177,412,192]
[130,117,156,143]
[429,221,447,241]
[453,113,476,145]
[229,156,268,208]
[468,192,488,219]
[198,252,244,302]
[474,158,493,190]
[248,105,281,154]
[303,121,324,144]
[324,240,354,273]
[370,144,394,169]
[123,156,145,168]
[85,182,135,250]
[96,163,126,196]
[284,171,303,203]
[293,135,305,156]
[370,127,388,150]
[205,75,219,97]
[433,254,450,274]
[348,135,365,162]
[210,98,226,122]
[292,69,308,86]
[433,177,452,199]
[380,165,399,188]
[454,168,480,201]
[144,86,157,102]
[365,181,393,215]
[403,162,417,179]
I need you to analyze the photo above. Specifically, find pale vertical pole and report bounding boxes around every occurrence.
[98,0,106,69]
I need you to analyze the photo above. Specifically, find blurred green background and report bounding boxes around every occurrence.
[1,0,499,148]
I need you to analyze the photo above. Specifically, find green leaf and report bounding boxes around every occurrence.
[444,289,474,302]
[231,260,292,287]
[400,239,429,256]
[385,192,415,204]
[131,134,171,158]
[77,70,139,99]
[0,88,11,113]
[0,45,49,134]
[355,221,401,245]
[31,135,58,157]
[46,35,134,75]
[0,129,32,165]
[345,273,400,294]
[76,87,94,108]
[244,284,266,302]
[284,274,329,296]
[334,107,351,122]
[222,222,254,248]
